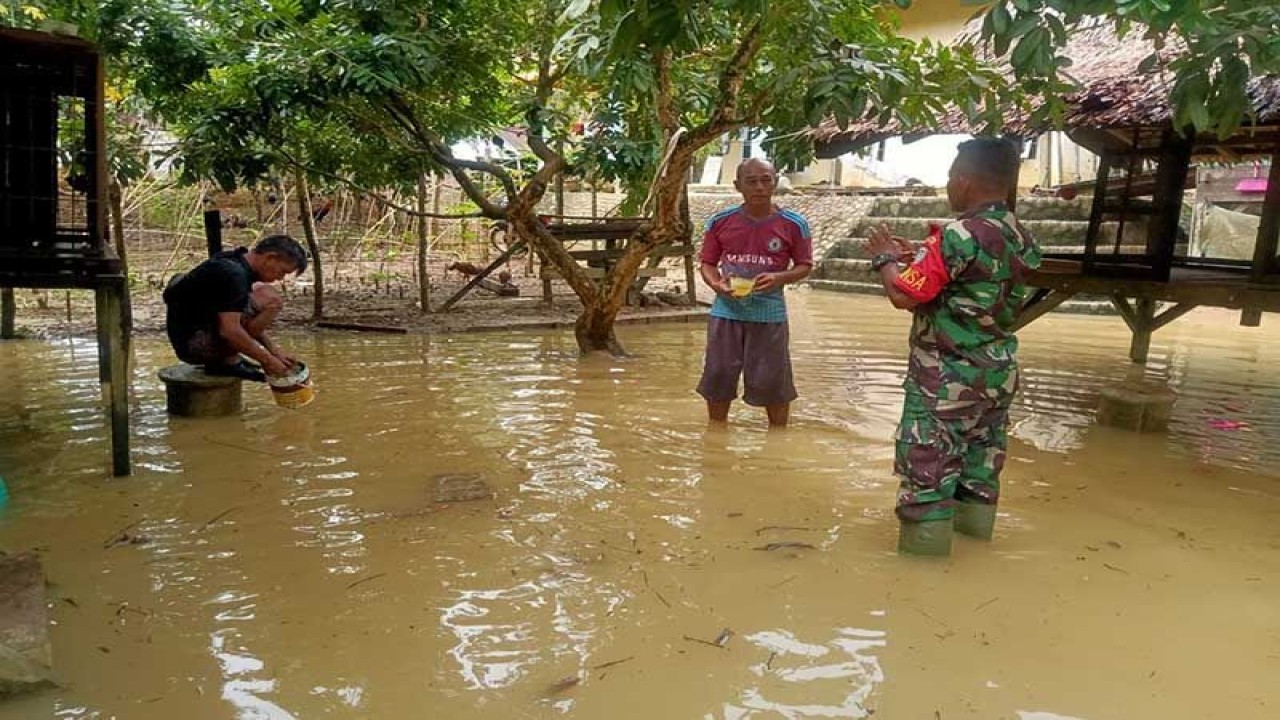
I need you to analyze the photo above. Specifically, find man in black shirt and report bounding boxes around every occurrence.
[163,235,308,381]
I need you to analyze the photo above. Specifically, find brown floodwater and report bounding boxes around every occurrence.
[0,290,1277,719]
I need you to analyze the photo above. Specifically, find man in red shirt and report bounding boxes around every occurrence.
[697,158,813,426]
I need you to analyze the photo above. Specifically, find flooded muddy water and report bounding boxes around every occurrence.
[0,290,1276,719]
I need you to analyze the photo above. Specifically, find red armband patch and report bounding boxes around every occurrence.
[892,225,949,302]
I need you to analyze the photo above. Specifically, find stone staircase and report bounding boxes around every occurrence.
[809,195,1123,315]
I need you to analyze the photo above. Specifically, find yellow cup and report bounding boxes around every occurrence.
[729,276,754,298]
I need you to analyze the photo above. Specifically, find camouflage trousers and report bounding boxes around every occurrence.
[894,377,1014,523]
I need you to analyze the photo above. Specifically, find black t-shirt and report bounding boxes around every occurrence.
[163,248,255,344]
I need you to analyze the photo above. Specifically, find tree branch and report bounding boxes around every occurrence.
[274,148,483,219]
[381,93,515,218]
[687,17,765,148]
[653,48,678,136]
[524,48,569,168]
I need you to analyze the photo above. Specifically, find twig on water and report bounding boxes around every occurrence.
[754,542,817,552]
[754,525,817,535]
[591,656,635,671]
[765,651,776,670]
[974,596,1000,612]
[914,607,949,628]
[199,506,245,533]
[346,573,387,591]
[642,569,671,607]
[769,574,798,589]
[682,634,726,650]
[1103,563,1130,575]
[201,434,281,457]
[102,519,142,548]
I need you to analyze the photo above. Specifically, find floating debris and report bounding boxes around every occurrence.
[754,542,816,552]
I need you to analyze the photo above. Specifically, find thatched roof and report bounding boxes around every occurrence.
[811,18,1280,159]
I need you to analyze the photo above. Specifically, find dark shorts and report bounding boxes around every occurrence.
[696,317,797,407]
[169,327,234,366]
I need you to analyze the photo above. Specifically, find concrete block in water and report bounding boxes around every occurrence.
[158,363,243,417]
[0,553,53,696]
[433,473,493,503]
[1097,384,1176,432]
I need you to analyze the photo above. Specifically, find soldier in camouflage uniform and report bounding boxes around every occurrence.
[865,138,1042,556]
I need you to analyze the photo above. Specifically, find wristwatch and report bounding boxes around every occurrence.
[870,253,898,271]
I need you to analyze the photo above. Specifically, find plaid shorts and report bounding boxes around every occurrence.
[696,317,797,406]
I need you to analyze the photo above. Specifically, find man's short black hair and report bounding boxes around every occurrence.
[254,235,309,275]
[954,137,1021,191]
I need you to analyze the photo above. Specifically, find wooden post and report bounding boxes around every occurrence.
[1248,151,1280,281]
[1148,130,1195,281]
[1,288,14,339]
[88,49,108,256]
[1129,297,1156,363]
[294,168,324,321]
[95,279,130,476]
[417,173,431,313]
[1238,152,1280,326]
[1083,154,1113,269]
[203,209,223,258]
[108,180,133,348]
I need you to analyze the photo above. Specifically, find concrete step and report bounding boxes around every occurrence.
[868,195,1092,221]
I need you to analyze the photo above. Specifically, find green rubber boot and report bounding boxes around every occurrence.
[954,502,997,540]
[897,519,953,557]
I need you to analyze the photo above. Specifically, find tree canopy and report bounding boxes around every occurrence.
[9,0,1278,351]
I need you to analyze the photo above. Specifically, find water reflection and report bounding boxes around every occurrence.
[719,627,886,719]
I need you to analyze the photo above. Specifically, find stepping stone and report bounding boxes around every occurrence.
[433,473,493,503]
[0,553,53,696]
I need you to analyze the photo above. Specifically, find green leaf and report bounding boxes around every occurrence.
[990,3,1012,36]
[1010,29,1041,70]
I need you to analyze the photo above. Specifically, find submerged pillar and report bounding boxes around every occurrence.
[1097,383,1176,433]
[158,364,243,417]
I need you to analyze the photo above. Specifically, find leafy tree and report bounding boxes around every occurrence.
[27,0,1013,353]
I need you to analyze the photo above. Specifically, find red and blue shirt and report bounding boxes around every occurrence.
[699,206,813,323]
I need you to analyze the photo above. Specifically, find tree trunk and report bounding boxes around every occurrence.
[1,288,14,339]
[569,149,696,355]
[294,169,324,321]
[417,173,431,313]
[108,180,134,344]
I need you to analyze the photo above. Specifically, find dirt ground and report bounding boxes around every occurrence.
[4,271,709,341]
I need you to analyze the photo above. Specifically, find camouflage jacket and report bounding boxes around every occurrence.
[892,203,1042,400]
